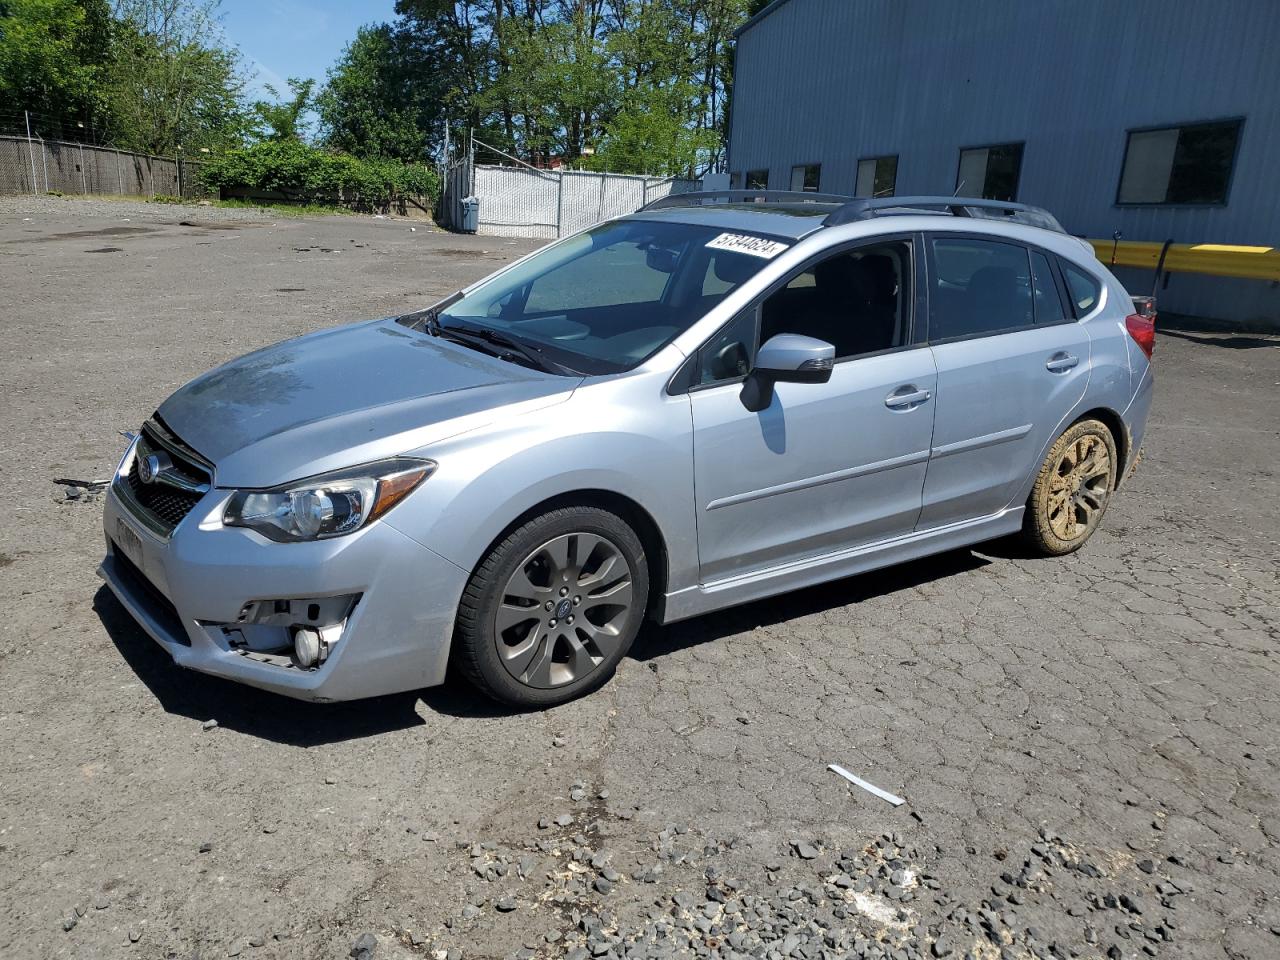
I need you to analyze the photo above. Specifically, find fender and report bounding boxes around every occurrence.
[386,373,700,601]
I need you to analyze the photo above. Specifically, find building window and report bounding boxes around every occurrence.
[956,143,1024,201]
[1117,118,1242,205]
[729,172,742,188]
[790,163,821,192]
[745,169,768,190]
[855,155,898,198]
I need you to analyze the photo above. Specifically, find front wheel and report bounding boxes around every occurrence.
[1021,419,1118,556]
[454,506,649,708]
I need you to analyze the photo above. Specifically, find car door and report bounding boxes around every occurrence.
[687,236,938,583]
[918,234,1091,529]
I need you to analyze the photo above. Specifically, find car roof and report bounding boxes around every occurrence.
[619,202,838,241]
[620,198,1097,265]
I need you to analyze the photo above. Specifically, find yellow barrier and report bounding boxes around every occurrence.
[1087,239,1280,282]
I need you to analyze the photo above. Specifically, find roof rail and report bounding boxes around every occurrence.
[824,196,1066,233]
[640,189,853,212]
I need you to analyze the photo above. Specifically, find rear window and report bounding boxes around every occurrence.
[1030,251,1067,324]
[928,237,1033,340]
[1061,261,1102,316]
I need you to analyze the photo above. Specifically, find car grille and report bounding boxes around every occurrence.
[116,419,213,535]
[125,455,204,527]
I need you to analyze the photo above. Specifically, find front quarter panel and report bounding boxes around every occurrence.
[384,358,699,607]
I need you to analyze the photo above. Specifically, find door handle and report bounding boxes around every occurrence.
[1046,352,1079,373]
[885,386,931,409]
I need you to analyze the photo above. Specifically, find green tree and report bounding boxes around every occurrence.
[475,10,616,165]
[104,0,250,154]
[391,0,498,152]
[253,76,314,141]
[579,0,748,176]
[316,24,428,161]
[374,0,749,174]
[0,0,113,135]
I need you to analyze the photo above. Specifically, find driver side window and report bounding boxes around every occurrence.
[695,239,913,386]
[760,240,911,358]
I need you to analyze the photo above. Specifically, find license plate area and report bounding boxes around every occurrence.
[114,516,145,569]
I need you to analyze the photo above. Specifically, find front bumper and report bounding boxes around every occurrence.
[98,482,468,702]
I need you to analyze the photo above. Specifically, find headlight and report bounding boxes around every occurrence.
[223,458,434,542]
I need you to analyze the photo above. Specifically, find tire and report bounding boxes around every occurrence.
[454,506,649,708]
[1021,418,1119,556]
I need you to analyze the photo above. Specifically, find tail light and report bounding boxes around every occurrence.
[1125,313,1156,358]
[1126,296,1156,357]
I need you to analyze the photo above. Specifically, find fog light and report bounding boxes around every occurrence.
[294,627,323,668]
[292,622,344,669]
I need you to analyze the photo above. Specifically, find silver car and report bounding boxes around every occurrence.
[100,193,1155,707]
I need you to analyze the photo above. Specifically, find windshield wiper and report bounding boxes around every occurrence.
[432,321,579,376]
[399,292,462,332]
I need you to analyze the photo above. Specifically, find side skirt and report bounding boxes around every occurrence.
[658,507,1025,624]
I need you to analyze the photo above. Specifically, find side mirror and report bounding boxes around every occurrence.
[740,333,835,412]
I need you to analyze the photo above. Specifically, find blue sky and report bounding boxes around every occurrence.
[218,0,399,99]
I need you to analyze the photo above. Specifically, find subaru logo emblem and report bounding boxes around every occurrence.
[555,598,573,619]
[138,451,172,485]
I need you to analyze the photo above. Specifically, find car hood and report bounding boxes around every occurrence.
[158,318,580,488]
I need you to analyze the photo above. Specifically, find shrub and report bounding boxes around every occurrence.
[200,141,439,208]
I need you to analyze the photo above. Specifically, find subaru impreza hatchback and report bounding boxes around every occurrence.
[100,193,1154,707]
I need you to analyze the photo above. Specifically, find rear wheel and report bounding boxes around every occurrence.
[454,506,648,708]
[1021,419,1118,556]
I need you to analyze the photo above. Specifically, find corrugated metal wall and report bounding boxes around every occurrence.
[728,0,1280,327]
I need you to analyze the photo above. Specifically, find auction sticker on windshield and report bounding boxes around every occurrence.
[705,233,789,259]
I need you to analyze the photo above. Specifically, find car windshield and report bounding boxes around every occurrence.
[434,219,789,374]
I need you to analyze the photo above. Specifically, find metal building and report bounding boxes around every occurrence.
[727,0,1280,330]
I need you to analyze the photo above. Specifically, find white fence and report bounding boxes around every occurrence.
[442,160,700,239]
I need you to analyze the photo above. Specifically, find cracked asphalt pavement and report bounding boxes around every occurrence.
[0,197,1277,960]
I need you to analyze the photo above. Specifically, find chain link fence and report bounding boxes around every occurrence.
[0,135,212,200]
[440,159,700,239]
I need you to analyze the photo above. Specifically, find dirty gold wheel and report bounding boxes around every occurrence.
[1022,419,1118,556]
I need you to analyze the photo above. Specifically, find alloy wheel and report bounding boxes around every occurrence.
[494,532,635,688]
[1046,433,1112,541]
